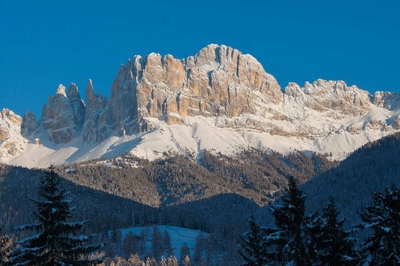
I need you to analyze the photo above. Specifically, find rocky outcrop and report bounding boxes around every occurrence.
[82,80,107,144]
[391,115,400,129]
[95,44,282,141]
[33,45,396,145]
[0,109,24,156]
[373,91,400,110]
[76,44,400,143]
[41,84,85,143]
[284,80,371,118]
[68,83,85,127]
[22,110,40,136]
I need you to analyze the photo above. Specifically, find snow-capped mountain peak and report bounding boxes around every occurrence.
[1,44,400,168]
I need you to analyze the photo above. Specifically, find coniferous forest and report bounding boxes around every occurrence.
[1,133,400,265]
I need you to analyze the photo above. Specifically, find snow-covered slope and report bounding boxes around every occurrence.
[2,44,400,168]
[4,113,395,168]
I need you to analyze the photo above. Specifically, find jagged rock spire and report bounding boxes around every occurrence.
[41,83,85,143]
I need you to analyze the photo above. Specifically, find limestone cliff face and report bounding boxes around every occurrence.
[82,44,400,143]
[0,109,24,157]
[284,80,371,118]
[4,44,400,155]
[22,110,40,136]
[41,84,85,143]
[92,44,282,141]
[82,80,107,144]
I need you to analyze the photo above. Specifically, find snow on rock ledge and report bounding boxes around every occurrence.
[0,109,25,157]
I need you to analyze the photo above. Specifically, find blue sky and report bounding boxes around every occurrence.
[1,0,399,117]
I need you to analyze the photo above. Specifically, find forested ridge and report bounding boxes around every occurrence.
[302,132,400,228]
[1,132,400,265]
[0,149,337,264]
[58,149,337,207]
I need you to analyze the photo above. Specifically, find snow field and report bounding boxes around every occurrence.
[119,225,207,260]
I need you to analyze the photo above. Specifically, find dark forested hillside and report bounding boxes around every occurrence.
[0,149,338,263]
[301,132,400,227]
[59,149,337,208]
[0,164,158,235]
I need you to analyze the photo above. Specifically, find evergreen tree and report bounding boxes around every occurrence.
[193,232,205,266]
[0,225,13,264]
[239,214,268,266]
[268,176,310,265]
[9,166,104,265]
[163,230,173,257]
[139,229,149,255]
[181,255,191,266]
[151,226,163,261]
[307,197,357,265]
[159,255,167,266]
[357,184,400,265]
[124,231,138,257]
[167,255,178,266]
[127,253,145,266]
[180,242,190,266]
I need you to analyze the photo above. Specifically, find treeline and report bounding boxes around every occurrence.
[240,177,400,265]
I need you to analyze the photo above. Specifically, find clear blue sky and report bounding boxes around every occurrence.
[1,0,399,118]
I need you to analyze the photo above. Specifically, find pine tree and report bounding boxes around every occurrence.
[163,230,173,257]
[307,197,357,265]
[9,166,104,265]
[181,255,191,266]
[0,225,13,264]
[268,176,310,265]
[239,214,268,266]
[193,231,205,266]
[357,184,400,265]
[127,253,145,266]
[151,226,163,261]
[167,255,178,266]
[159,255,167,266]
[124,231,138,258]
[180,242,190,266]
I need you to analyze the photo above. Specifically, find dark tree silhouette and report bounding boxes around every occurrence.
[239,214,268,266]
[9,166,104,265]
[357,184,400,265]
[307,197,357,265]
[0,225,13,264]
[269,176,310,265]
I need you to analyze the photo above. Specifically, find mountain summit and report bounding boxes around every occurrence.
[1,44,400,167]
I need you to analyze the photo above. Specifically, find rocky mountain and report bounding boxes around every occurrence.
[1,44,400,167]
[41,83,85,143]
[0,109,25,156]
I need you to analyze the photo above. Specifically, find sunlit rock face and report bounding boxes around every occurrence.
[94,44,282,141]
[284,80,372,118]
[82,44,400,143]
[0,108,24,156]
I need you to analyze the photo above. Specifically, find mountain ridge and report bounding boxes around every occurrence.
[1,44,400,167]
